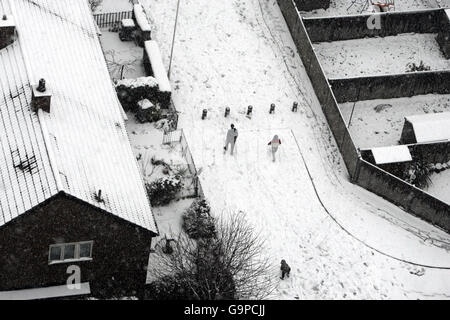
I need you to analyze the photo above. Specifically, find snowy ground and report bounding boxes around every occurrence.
[340,94,450,148]
[427,170,450,205]
[94,0,134,13]
[99,29,146,80]
[126,113,198,284]
[300,0,446,18]
[314,33,450,78]
[133,0,450,299]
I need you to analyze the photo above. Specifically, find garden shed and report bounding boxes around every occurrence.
[400,112,450,144]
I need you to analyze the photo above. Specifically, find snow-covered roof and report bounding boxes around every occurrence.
[0,282,90,300]
[0,14,14,27]
[0,0,157,234]
[405,112,450,143]
[121,18,135,28]
[371,145,412,165]
[133,4,151,32]
[144,40,172,92]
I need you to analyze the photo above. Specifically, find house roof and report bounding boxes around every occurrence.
[405,112,450,144]
[0,0,157,234]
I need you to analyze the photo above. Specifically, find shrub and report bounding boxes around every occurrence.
[148,213,275,300]
[146,175,183,206]
[145,275,192,300]
[406,61,431,72]
[135,99,162,123]
[402,159,432,189]
[182,199,216,239]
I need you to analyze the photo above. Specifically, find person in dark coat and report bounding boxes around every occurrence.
[280,259,291,280]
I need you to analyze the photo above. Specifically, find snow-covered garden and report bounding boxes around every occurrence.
[136,0,450,299]
[314,33,450,78]
[95,0,450,299]
[340,94,450,148]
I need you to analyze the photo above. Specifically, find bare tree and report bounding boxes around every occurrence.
[147,212,276,300]
[104,49,139,81]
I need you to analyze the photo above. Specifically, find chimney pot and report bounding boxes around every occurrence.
[37,78,46,92]
[0,14,15,50]
[32,79,52,113]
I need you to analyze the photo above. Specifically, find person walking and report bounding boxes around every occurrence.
[268,135,281,162]
[224,124,239,155]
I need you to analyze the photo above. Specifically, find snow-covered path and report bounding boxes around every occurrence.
[141,0,450,299]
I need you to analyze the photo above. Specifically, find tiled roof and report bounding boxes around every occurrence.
[0,0,157,234]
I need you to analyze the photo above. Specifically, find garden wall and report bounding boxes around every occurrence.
[329,71,450,103]
[355,160,450,232]
[304,9,445,43]
[436,9,450,58]
[278,0,450,232]
[277,0,359,179]
[293,0,330,11]
[410,141,450,164]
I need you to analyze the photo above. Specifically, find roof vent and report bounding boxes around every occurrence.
[0,14,15,50]
[32,78,52,113]
[94,189,105,204]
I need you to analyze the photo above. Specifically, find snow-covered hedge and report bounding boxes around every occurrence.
[133,4,151,32]
[115,76,169,113]
[146,175,183,206]
[144,40,171,108]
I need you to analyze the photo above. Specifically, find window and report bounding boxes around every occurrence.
[79,242,92,258]
[48,241,93,264]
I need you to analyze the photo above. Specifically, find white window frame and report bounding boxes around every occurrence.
[48,241,93,265]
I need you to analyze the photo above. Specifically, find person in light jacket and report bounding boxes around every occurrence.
[224,124,239,155]
[268,135,281,162]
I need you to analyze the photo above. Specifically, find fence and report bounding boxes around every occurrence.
[93,11,133,28]
[162,129,204,198]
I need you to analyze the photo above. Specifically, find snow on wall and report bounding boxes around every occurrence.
[133,3,151,32]
[116,76,158,88]
[144,40,171,92]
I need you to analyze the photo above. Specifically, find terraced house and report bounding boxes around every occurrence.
[0,0,158,299]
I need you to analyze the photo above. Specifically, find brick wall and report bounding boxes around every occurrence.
[304,9,445,43]
[0,192,155,298]
[293,0,330,11]
[330,71,450,103]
